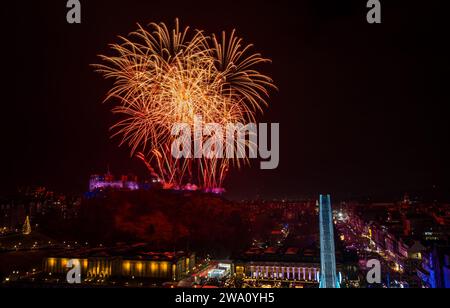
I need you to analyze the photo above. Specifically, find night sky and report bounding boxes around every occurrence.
[7,0,449,200]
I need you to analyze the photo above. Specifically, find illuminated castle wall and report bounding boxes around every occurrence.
[89,173,139,192]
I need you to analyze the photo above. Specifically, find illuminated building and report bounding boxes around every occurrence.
[208,264,232,280]
[398,240,426,260]
[236,263,320,284]
[89,172,140,192]
[417,245,450,288]
[43,247,195,282]
[233,247,322,285]
[203,187,226,195]
[319,194,340,288]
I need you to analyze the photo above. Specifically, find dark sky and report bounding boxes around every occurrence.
[6,0,449,200]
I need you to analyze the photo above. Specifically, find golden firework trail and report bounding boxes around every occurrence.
[94,19,275,191]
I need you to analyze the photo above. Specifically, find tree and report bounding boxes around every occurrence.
[22,216,32,235]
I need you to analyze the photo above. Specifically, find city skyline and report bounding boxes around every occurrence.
[4,0,450,292]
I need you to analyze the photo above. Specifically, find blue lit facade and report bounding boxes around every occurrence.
[319,194,340,288]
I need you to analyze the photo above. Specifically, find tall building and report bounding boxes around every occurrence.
[319,194,340,288]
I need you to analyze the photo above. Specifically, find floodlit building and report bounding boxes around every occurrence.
[43,246,195,282]
[233,247,322,284]
[417,245,450,288]
[89,173,140,192]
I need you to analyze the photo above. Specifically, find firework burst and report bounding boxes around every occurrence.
[94,19,275,191]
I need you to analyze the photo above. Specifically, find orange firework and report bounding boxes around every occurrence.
[94,19,275,191]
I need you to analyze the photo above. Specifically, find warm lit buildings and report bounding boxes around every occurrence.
[43,246,195,282]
